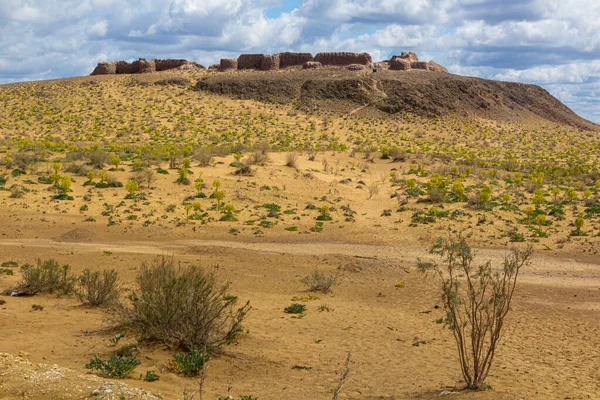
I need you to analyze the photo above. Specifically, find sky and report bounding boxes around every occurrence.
[1,0,599,122]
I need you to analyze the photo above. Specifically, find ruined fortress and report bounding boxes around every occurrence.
[90,51,448,75]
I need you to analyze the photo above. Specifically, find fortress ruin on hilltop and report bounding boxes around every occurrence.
[90,51,448,75]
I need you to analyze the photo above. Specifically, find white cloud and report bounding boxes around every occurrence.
[0,0,599,121]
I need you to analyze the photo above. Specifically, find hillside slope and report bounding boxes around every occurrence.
[195,69,598,131]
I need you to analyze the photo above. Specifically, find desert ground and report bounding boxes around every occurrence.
[0,70,599,399]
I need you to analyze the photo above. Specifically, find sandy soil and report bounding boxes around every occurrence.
[0,203,599,399]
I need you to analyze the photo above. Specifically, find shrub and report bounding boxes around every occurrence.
[112,257,250,351]
[194,148,213,167]
[88,150,110,167]
[172,348,211,376]
[85,353,140,378]
[285,152,298,168]
[417,234,532,390]
[301,270,337,293]
[76,268,120,306]
[142,370,160,382]
[284,303,306,314]
[16,259,76,295]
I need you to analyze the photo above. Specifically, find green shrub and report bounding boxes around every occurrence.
[172,348,211,376]
[16,259,76,295]
[85,353,140,378]
[112,257,250,351]
[284,303,306,314]
[76,269,120,306]
[142,370,160,382]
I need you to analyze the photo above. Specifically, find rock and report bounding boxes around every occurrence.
[138,58,156,73]
[116,60,139,74]
[237,54,266,69]
[219,58,238,71]
[427,61,448,73]
[373,61,390,70]
[347,64,365,71]
[314,52,372,66]
[90,62,116,75]
[399,51,419,63]
[302,61,322,69]
[208,64,220,70]
[261,54,280,71]
[278,52,314,68]
[154,59,191,71]
[390,57,411,71]
[411,61,430,71]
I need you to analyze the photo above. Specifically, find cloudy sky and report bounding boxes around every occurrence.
[1,0,599,122]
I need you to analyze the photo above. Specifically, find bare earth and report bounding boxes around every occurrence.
[0,155,599,400]
[0,71,599,399]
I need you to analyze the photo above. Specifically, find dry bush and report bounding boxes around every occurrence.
[285,152,298,169]
[132,169,156,188]
[417,234,533,390]
[367,182,380,199]
[194,148,213,167]
[112,257,250,351]
[301,270,338,293]
[13,152,36,170]
[65,162,92,176]
[245,141,270,166]
[76,268,121,306]
[88,150,110,167]
[15,259,76,295]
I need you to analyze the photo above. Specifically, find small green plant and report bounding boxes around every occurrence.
[85,353,140,378]
[316,205,333,221]
[142,370,160,382]
[284,303,306,314]
[172,348,211,376]
[110,333,126,346]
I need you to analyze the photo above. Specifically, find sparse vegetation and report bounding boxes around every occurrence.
[111,257,250,351]
[417,234,533,390]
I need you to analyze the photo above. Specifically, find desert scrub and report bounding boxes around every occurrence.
[301,270,338,293]
[85,353,140,378]
[111,257,250,351]
[172,348,211,376]
[284,303,306,314]
[76,268,121,306]
[417,234,532,390]
[13,259,76,295]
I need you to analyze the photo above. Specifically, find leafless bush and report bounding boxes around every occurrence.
[13,152,36,170]
[88,150,110,167]
[132,169,156,189]
[367,182,380,199]
[301,270,338,293]
[245,144,270,166]
[76,268,121,306]
[194,148,213,167]
[417,234,533,390]
[285,152,298,169]
[65,162,92,176]
[111,257,250,351]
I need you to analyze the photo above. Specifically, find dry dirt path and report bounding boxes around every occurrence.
[1,238,598,288]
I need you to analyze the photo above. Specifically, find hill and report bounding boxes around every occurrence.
[195,68,598,131]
